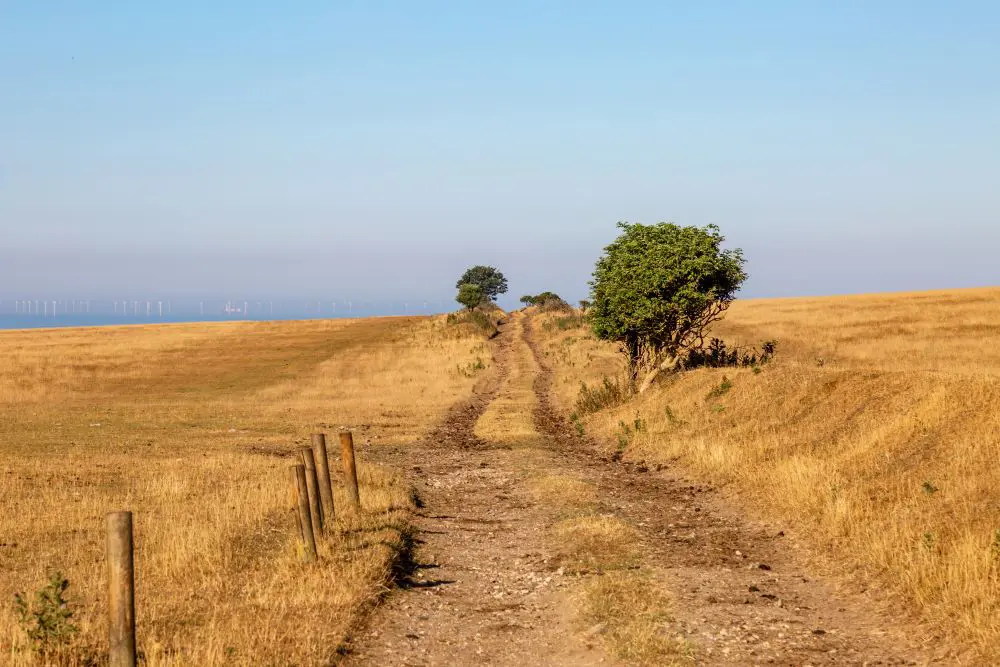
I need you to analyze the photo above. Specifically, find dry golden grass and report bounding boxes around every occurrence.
[535,286,1000,659]
[579,572,690,666]
[550,515,639,574]
[471,319,543,451]
[0,315,490,665]
[528,474,597,511]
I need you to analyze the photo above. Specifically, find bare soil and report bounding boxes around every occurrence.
[343,315,948,666]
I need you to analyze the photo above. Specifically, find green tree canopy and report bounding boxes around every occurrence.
[456,283,486,311]
[455,266,508,302]
[589,221,747,391]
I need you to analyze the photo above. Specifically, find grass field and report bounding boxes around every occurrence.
[536,286,1000,660]
[0,315,490,665]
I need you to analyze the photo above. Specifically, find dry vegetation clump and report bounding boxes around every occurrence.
[0,314,490,665]
[580,572,691,665]
[445,307,504,339]
[534,287,1000,659]
[550,515,640,574]
[528,474,598,511]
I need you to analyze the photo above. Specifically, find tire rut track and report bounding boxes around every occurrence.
[522,314,945,665]
[343,319,614,666]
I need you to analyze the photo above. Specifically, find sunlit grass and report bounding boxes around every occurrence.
[536,286,1000,659]
[0,315,489,665]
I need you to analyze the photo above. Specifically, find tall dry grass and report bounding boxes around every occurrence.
[535,287,1000,660]
[0,315,490,665]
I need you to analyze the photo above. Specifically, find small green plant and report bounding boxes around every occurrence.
[922,481,939,495]
[615,420,633,452]
[575,376,633,416]
[633,413,646,433]
[664,405,685,426]
[710,404,726,414]
[575,421,585,438]
[555,315,584,330]
[705,376,733,401]
[616,433,629,450]
[457,357,486,377]
[922,532,936,552]
[13,572,78,655]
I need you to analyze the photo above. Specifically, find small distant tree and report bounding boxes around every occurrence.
[519,295,536,307]
[579,299,591,313]
[456,283,485,311]
[589,222,747,392]
[456,266,508,303]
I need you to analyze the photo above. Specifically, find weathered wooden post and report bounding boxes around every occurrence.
[291,464,318,562]
[300,447,325,536]
[311,433,336,524]
[106,511,136,667]
[339,430,361,513]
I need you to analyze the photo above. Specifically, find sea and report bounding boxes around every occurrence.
[0,301,447,331]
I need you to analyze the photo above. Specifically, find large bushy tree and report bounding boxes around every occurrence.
[455,266,508,303]
[589,222,747,392]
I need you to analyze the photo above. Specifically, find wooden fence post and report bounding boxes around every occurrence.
[300,447,324,537]
[106,511,136,667]
[311,433,336,524]
[291,464,318,562]
[339,430,361,512]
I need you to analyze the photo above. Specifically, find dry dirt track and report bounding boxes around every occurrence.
[343,314,945,666]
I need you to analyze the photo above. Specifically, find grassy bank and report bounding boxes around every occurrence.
[534,287,1000,660]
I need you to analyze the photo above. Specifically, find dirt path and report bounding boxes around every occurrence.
[344,313,943,666]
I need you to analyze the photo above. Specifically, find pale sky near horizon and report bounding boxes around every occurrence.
[2,2,998,307]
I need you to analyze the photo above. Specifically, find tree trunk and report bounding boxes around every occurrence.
[638,354,679,394]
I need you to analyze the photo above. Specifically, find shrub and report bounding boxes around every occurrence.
[589,221,747,391]
[446,309,499,338]
[554,314,585,330]
[575,376,634,416]
[682,338,776,369]
[705,375,733,400]
[13,572,78,656]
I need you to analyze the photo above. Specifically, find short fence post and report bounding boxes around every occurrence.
[300,447,324,537]
[291,464,318,562]
[311,433,336,524]
[339,430,361,513]
[106,511,136,667]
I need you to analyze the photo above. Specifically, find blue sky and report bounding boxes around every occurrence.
[2,1,998,306]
